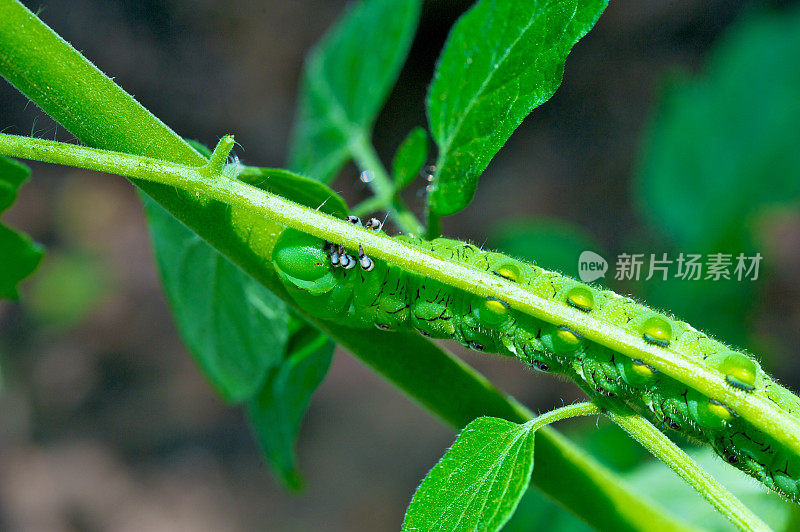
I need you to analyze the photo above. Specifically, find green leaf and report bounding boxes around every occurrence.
[0,156,43,300]
[0,225,43,300]
[143,197,289,403]
[0,156,29,210]
[392,126,429,191]
[288,0,422,182]
[236,167,349,217]
[426,0,609,216]
[184,141,339,485]
[402,416,536,532]
[633,8,800,344]
[636,7,800,250]
[247,318,334,490]
[310,323,686,530]
[489,218,604,279]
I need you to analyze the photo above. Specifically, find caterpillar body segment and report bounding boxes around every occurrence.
[272,223,800,502]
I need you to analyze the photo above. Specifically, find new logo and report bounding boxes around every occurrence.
[578,251,607,282]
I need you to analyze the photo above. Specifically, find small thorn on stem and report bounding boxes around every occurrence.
[201,134,235,177]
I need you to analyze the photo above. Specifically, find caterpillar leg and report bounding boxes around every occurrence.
[329,216,383,271]
[364,217,383,231]
[328,243,354,269]
[344,215,382,231]
[322,216,365,269]
[358,217,382,271]
[358,245,374,271]
[327,216,357,269]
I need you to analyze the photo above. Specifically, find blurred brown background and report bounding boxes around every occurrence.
[2,1,800,530]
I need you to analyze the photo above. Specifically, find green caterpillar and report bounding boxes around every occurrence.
[272,218,800,502]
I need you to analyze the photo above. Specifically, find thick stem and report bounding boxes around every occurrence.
[0,134,700,530]
[1,131,797,463]
[0,3,684,527]
[0,2,204,166]
[607,409,771,532]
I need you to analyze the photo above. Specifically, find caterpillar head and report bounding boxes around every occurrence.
[273,229,337,292]
[273,229,358,319]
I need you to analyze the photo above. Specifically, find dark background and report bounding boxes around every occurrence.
[2,1,799,530]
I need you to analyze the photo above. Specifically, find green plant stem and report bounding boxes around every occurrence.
[301,319,699,532]
[0,134,792,530]
[0,3,686,528]
[425,208,442,239]
[607,408,771,532]
[529,401,602,430]
[349,135,423,235]
[1,130,797,463]
[0,3,204,166]
[0,134,700,530]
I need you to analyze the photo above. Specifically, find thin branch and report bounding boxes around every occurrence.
[529,401,602,430]
[349,135,424,235]
[607,408,771,532]
[1,132,797,463]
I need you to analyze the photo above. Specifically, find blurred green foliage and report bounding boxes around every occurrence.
[504,487,592,532]
[636,6,800,251]
[634,6,800,346]
[25,251,105,329]
[247,318,334,491]
[391,126,428,192]
[289,0,422,182]
[490,219,605,280]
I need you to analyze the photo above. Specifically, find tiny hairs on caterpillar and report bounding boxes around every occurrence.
[271,220,800,502]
